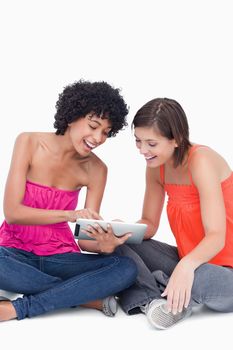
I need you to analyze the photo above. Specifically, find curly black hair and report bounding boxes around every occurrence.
[54,80,129,137]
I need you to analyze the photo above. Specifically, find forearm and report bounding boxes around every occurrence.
[78,240,101,253]
[4,204,73,225]
[181,231,225,270]
[137,218,157,239]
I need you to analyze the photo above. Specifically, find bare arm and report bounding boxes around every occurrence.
[162,150,228,313]
[180,152,226,269]
[4,133,74,225]
[78,159,108,252]
[137,166,165,239]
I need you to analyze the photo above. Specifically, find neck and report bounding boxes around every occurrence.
[53,131,85,160]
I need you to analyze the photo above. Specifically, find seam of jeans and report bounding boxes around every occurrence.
[0,250,40,262]
[40,257,43,272]
[196,295,233,300]
[40,255,117,264]
[12,299,23,320]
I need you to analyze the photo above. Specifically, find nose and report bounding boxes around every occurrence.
[139,143,148,155]
[93,130,104,144]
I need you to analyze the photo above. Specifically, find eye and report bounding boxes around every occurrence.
[89,125,97,130]
[148,143,157,147]
[135,139,141,143]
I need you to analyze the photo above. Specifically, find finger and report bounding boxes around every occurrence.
[166,290,174,312]
[85,210,93,219]
[93,223,107,234]
[177,291,185,312]
[106,224,114,234]
[85,225,97,235]
[88,224,105,236]
[81,229,95,239]
[171,291,180,315]
[87,208,103,220]
[118,233,132,245]
[161,287,168,297]
[106,224,121,237]
[75,211,84,219]
[184,289,191,308]
[91,211,103,220]
[79,212,92,219]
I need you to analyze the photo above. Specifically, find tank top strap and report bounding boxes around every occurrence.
[160,165,165,184]
[187,144,209,184]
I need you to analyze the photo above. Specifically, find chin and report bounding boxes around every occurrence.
[147,162,158,168]
[74,146,90,157]
[146,158,164,168]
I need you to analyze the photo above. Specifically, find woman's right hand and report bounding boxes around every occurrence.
[82,223,131,254]
[67,208,103,223]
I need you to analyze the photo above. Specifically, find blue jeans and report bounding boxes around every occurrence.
[0,246,137,320]
[116,240,233,314]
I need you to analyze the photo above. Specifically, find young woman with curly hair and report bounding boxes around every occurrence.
[0,80,137,322]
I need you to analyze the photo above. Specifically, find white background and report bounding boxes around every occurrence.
[0,0,233,348]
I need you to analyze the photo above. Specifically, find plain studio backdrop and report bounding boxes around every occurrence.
[0,0,232,348]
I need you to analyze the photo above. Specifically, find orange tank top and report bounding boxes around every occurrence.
[160,145,233,267]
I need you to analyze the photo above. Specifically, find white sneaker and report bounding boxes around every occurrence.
[145,299,192,330]
[0,289,23,301]
[102,296,118,317]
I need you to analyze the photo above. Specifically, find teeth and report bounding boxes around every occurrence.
[85,140,96,149]
[145,156,156,160]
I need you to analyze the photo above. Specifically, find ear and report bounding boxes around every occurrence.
[174,140,178,148]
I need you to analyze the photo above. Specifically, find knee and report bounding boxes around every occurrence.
[191,264,231,307]
[193,264,226,290]
[118,256,138,285]
[205,297,233,313]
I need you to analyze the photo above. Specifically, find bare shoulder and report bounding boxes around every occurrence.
[189,146,228,166]
[14,132,58,159]
[15,131,52,144]
[88,152,107,175]
[15,132,33,143]
[13,132,36,153]
[84,152,107,188]
[189,145,231,180]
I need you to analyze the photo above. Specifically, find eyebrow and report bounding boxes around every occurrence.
[134,134,158,142]
[90,119,101,126]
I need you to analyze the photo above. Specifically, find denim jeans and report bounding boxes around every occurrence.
[0,246,137,320]
[116,239,233,314]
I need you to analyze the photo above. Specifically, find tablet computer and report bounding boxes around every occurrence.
[74,219,147,244]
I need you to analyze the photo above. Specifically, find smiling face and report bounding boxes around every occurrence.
[68,113,112,156]
[134,126,178,168]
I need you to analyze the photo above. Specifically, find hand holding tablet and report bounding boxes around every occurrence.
[74,219,147,244]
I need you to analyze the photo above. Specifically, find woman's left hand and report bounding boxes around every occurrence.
[82,223,132,254]
[161,260,194,314]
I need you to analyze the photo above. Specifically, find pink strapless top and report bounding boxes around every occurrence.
[0,180,81,255]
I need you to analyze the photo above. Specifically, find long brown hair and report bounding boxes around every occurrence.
[132,98,192,167]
